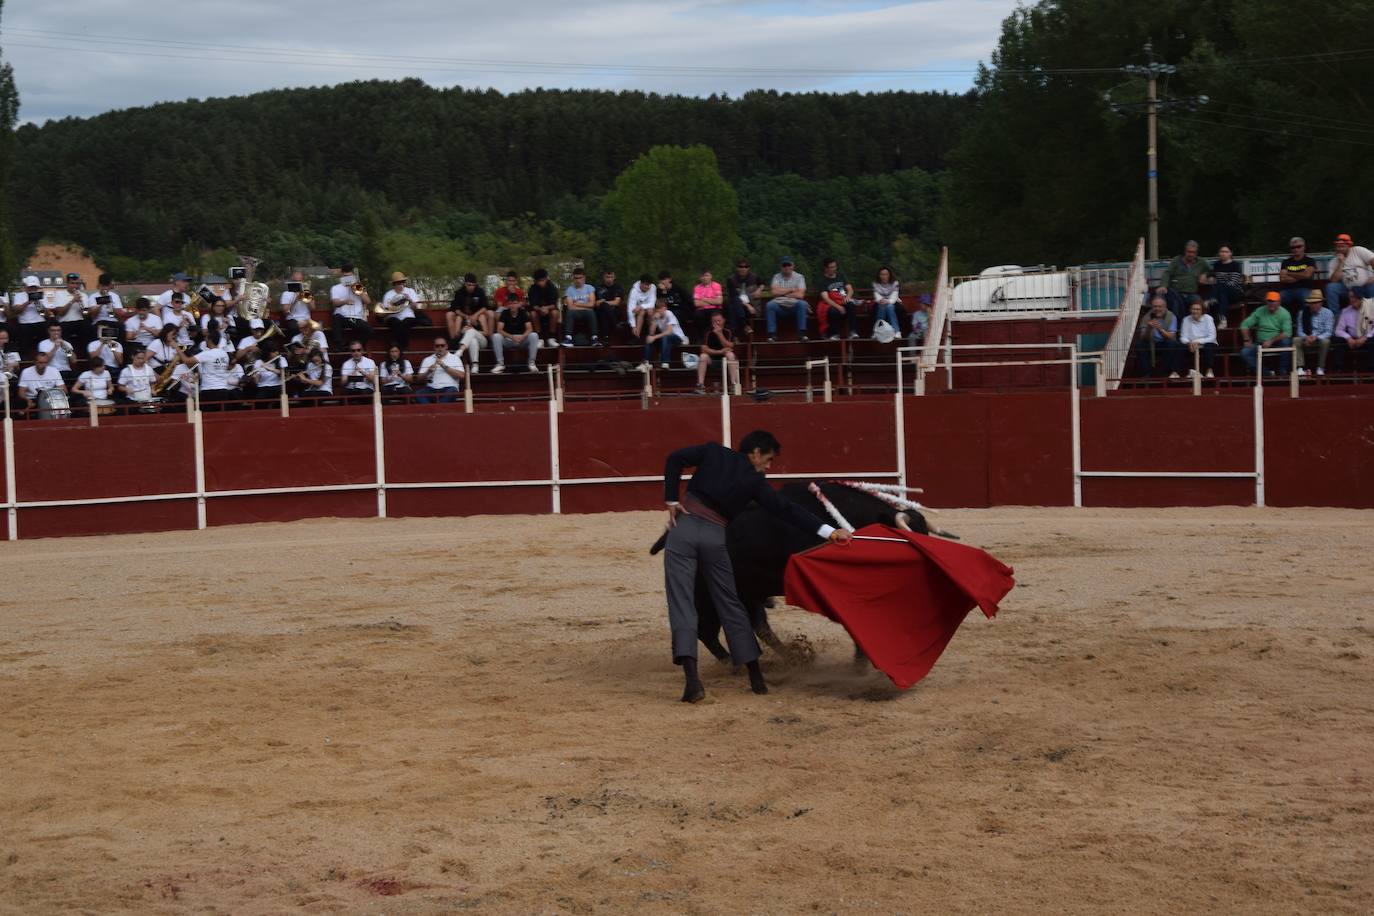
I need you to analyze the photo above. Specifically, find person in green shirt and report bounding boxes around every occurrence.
[1155,240,1211,321]
[1240,291,1294,375]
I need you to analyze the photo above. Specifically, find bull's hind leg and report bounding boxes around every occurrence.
[750,600,786,653]
[853,640,869,667]
[694,571,731,663]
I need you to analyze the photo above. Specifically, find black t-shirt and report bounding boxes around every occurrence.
[527,281,560,309]
[1212,259,1244,292]
[705,327,733,351]
[820,272,850,297]
[658,282,690,314]
[725,271,761,304]
[596,283,624,307]
[1280,256,1317,290]
[499,307,532,335]
[450,286,489,314]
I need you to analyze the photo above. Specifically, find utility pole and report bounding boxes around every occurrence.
[1122,42,1177,262]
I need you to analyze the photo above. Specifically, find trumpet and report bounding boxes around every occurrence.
[353,280,366,295]
[300,287,315,304]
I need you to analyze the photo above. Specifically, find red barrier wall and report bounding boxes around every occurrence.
[14,421,196,503]
[1263,397,1374,508]
[203,413,375,493]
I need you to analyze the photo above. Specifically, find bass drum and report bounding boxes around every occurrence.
[37,386,72,420]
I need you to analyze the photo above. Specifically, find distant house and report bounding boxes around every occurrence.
[23,269,64,289]
[293,266,336,280]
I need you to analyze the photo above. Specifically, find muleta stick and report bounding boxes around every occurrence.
[808,482,855,532]
[830,480,938,514]
[829,479,924,495]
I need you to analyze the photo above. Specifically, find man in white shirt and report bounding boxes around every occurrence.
[1327,233,1374,314]
[330,261,372,350]
[626,274,657,340]
[155,272,193,314]
[290,319,329,355]
[415,337,465,403]
[18,350,66,413]
[278,270,313,337]
[118,347,158,404]
[339,341,379,402]
[379,270,431,353]
[0,328,18,407]
[89,273,124,340]
[124,299,163,349]
[36,323,78,380]
[161,294,196,345]
[87,326,125,376]
[8,276,50,354]
[179,328,235,408]
[53,272,91,351]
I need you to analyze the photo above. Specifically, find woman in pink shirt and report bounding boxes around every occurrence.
[692,269,724,342]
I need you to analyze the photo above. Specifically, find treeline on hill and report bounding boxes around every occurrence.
[6,81,967,284]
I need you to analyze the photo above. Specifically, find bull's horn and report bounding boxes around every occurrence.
[895,512,913,532]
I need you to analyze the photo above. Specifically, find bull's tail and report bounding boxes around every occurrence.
[649,531,668,555]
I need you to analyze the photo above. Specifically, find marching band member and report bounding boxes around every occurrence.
[381,271,427,353]
[380,344,414,396]
[290,318,329,355]
[178,327,235,409]
[87,326,125,376]
[279,270,312,337]
[330,261,372,349]
[117,347,157,404]
[339,341,378,402]
[415,337,465,404]
[124,298,163,350]
[88,274,124,340]
[0,328,21,405]
[9,276,50,354]
[155,272,193,314]
[18,350,66,413]
[251,342,287,402]
[199,298,233,344]
[36,322,78,381]
[145,324,181,371]
[161,293,197,345]
[72,356,116,411]
[53,273,91,350]
[295,348,333,400]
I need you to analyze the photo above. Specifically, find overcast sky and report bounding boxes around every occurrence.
[2,0,1018,124]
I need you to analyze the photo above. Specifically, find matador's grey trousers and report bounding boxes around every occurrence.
[664,513,761,665]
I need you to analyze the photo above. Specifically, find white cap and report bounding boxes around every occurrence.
[22,275,39,287]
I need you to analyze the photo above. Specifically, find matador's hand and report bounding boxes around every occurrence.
[666,502,686,528]
[829,529,852,545]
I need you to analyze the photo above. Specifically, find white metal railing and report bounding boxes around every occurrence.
[1103,239,1148,389]
[949,265,1131,320]
[920,246,951,370]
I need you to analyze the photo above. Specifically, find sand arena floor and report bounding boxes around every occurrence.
[1,507,1371,914]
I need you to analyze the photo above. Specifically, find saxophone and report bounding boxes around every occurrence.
[236,256,272,323]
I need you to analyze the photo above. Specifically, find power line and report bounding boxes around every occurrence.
[1167,113,1374,148]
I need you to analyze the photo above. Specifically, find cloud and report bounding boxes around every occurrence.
[2,0,1017,123]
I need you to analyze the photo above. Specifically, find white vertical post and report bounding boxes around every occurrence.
[191,394,207,530]
[4,413,17,541]
[1071,385,1083,509]
[464,377,474,414]
[547,365,555,403]
[88,398,99,427]
[280,382,289,418]
[1289,362,1299,399]
[373,385,387,518]
[894,391,906,492]
[548,398,561,514]
[823,360,833,403]
[720,380,731,449]
[1095,357,1107,398]
[1253,380,1266,507]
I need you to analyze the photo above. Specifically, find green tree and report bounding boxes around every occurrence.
[601,146,743,277]
[356,210,388,299]
[0,0,19,285]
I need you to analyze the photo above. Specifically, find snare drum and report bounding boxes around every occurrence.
[37,387,71,420]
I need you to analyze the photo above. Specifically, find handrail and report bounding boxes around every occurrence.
[920,246,950,371]
[1103,238,1147,390]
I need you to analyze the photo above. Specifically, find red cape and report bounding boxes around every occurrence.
[783,524,1015,689]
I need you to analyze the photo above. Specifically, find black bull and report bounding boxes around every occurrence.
[650,483,930,660]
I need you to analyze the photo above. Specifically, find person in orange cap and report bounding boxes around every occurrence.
[1326,233,1374,313]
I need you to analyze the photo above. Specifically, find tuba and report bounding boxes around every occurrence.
[236,256,272,323]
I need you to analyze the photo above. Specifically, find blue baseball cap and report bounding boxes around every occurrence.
[780,256,795,265]
[172,272,190,282]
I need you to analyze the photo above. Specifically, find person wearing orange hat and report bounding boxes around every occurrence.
[1326,233,1374,314]
[1240,290,1294,376]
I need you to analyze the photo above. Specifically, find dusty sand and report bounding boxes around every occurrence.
[1,507,1371,914]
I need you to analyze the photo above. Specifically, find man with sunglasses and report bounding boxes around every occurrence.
[416,337,465,403]
[1279,237,1317,315]
[724,259,762,337]
[340,341,379,403]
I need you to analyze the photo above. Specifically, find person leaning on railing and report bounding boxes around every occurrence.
[1239,291,1294,377]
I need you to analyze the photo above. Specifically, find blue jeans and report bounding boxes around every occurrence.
[1213,284,1245,323]
[1279,288,1308,314]
[1326,281,1374,313]
[766,298,807,335]
[1160,289,1200,322]
[644,335,677,364]
[872,301,899,332]
[1240,337,1292,374]
[415,385,458,404]
[1134,337,1180,377]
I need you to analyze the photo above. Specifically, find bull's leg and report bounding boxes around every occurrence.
[751,600,786,653]
[853,640,869,666]
[695,571,730,663]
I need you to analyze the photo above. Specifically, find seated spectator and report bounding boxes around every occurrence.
[117,347,157,405]
[871,266,901,340]
[329,262,372,350]
[124,298,163,351]
[380,344,414,396]
[527,268,562,347]
[415,337,465,403]
[381,271,430,353]
[146,324,181,373]
[641,300,687,371]
[491,297,538,374]
[1333,289,1374,373]
[817,258,858,340]
[724,259,762,337]
[250,343,287,401]
[656,271,694,339]
[1155,240,1209,320]
[339,341,378,402]
[1278,237,1317,315]
[36,322,77,382]
[88,274,123,340]
[696,311,738,394]
[493,271,526,312]
[295,348,333,399]
[1179,300,1218,378]
[0,329,20,395]
[626,274,657,340]
[1210,244,1244,329]
[447,272,492,344]
[290,319,329,356]
[1134,296,1181,378]
[87,325,125,377]
[908,295,930,347]
[72,356,116,411]
[1293,289,1334,377]
[18,350,66,412]
[595,269,623,340]
[766,257,809,342]
[692,269,724,340]
[1240,291,1294,376]
[1326,233,1374,315]
[562,268,600,347]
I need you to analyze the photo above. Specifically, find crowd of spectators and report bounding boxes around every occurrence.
[1135,233,1374,380]
[2,256,926,417]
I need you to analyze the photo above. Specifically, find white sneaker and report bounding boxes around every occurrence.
[1296,368,1307,377]
[1316,367,1325,376]
[1218,317,1228,330]
[527,361,538,372]
[1168,372,1180,379]
[637,361,650,371]
[491,364,504,374]
[1205,370,1215,379]
[1189,369,1200,378]
[659,362,669,370]
[546,337,558,348]
[469,364,479,375]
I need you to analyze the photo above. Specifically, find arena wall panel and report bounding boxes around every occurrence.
[384,412,550,484]
[13,421,196,503]
[729,401,898,476]
[1079,396,1255,474]
[556,407,721,480]
[202,413,375,493]
[1080,476,1255,508]
[560,481,665,514]
[902,396,990,507]
[986,392,1074,506]
[385,487,551,519]
[18,499,197,539]
[1262,397,1374,508]
[206,490,375,527]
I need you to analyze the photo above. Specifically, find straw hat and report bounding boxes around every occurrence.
[390,271,407,283]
